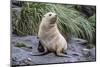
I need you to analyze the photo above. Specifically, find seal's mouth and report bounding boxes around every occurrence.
[50,18,57,24]
[50,15,57,24]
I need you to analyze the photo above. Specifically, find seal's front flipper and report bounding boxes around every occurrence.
[37,41,44,52]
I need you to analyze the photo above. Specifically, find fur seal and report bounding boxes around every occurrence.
[37,12,68,57]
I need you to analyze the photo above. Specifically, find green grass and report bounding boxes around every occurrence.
[12,2,96,43]
[88,14,96,28]
[15,42,26,48]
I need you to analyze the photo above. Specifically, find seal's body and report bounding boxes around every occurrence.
[37,12,68,57]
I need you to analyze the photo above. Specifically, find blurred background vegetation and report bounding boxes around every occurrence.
[11,1,96,44]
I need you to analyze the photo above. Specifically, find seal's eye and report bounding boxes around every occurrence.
[49,14,52,16]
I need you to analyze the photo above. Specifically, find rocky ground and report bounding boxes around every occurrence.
[11,35,96,66]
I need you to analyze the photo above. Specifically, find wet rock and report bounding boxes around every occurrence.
[89,47,96,61]
[82,48,90,56]
[90,47,96,57]
[11,35,96,66]
[12,35,38,48]
[71,38,88,45]
[11,47,33,65]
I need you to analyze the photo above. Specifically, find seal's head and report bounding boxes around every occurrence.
[42,12,57,24]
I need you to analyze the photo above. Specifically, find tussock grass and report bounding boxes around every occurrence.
[12,2,96,43]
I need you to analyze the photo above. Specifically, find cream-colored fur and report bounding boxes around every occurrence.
[38,12,68,56]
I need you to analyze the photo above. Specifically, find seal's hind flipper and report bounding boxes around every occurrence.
[56,53,68,57]
[32,51,49,56]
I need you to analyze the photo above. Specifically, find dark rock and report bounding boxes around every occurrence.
[11,0,22,8]
[75,5,96,17]
[81,6,94,17]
